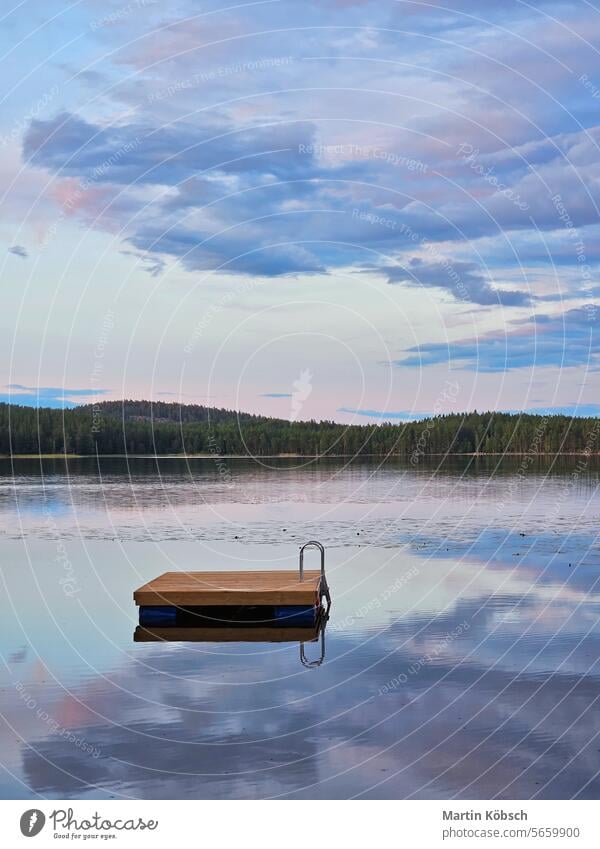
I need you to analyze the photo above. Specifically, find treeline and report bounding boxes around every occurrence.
[0,400,598,457]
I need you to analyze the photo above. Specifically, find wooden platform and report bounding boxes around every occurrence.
[134,625,320,643]
[133,570,323,607]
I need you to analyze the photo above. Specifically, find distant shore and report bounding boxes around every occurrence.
[4,402,599,458]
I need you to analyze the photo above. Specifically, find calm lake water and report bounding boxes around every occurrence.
[0,456,599,799]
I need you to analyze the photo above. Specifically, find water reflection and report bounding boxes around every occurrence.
[134,613,328,669]
[2,456,600,552]
[0,459,599,799]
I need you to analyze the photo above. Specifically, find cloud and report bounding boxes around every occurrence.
[521,404,600,417]
[343,402,600,419]
[11,0,600,311]
[120,249,166,277]
[337,407,435,422]
[338,406,429,420]
[23,112,334,275]
[20,95,600,287]
[259,392,292,398]
[2,385,109,408]
[128,226,326,276]
[8,245,28,258]
[23,112,319,185]
[396,305,600,372]
[384,257,530,306]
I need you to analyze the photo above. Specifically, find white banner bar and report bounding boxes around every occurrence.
[0,800,598,848]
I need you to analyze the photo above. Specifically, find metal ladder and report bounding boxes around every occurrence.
[298,540,331,612]
[298,540,330,667]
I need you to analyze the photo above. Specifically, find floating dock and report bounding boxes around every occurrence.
[133,541,331,629]
[134,569,323,607]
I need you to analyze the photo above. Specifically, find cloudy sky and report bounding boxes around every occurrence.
[1,0,600,420]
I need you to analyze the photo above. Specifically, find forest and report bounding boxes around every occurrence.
[0,400,598,457]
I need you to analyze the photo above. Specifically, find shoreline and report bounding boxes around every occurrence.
[2,451,600,460]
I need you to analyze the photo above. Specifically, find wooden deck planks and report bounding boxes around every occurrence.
[133,569,322,607]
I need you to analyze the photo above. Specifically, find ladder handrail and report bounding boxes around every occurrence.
[299,540,325,582]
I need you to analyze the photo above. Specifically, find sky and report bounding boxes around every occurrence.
[1,0,600,422]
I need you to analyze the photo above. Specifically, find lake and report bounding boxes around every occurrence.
[0,456,599,799]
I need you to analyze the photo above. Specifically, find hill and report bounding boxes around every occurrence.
[0,400,598,457]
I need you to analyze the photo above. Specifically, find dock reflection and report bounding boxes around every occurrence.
[134,613,328,667]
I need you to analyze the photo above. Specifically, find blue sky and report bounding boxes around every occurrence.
[1,0,600,422]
